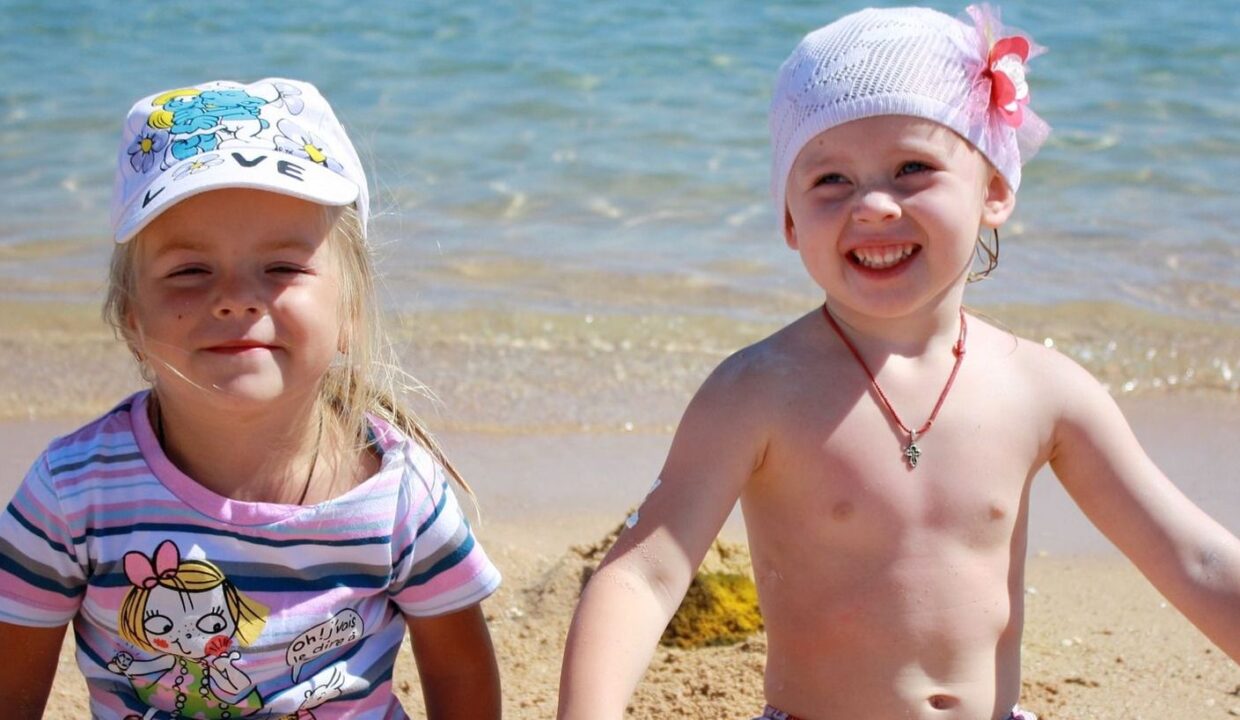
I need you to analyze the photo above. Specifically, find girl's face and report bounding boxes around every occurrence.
[129,188,343,416]
[142,583,236,658]
[783,115,1014,322]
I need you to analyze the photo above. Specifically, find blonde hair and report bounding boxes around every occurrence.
[118,558,267,653]
[102,204,471,495]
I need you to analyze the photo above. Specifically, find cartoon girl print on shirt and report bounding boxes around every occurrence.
[108,540,268,719]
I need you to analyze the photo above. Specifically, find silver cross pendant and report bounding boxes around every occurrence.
[903,430,922,469]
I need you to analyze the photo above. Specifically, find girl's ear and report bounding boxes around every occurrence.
[783,208,799,250]
[123,309,141,354]
[981,171,1016,229]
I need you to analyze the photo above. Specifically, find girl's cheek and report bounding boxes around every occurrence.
[153,638,169,649]
[204,634,232,657]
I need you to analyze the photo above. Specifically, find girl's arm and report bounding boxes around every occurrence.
[107,651,176,677]
[557,353,767,720]
[0,621,68,719]
[1046,352,1240,661]
[406,603,500,720]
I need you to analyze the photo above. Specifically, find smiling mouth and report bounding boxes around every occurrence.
[849,244,920,270]
[204,344,273,354]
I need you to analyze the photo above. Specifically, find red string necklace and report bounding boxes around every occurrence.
[821,304,968,469]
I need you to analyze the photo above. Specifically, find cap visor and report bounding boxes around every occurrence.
[114,148,359,243]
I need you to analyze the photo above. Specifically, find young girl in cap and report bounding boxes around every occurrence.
[0,78,501,720]
[558,6,1240,719]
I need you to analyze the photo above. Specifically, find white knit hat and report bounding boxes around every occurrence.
[110,78,368,243]
[769,4,1049,229]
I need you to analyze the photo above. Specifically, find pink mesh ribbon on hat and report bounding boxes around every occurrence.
[965,4,1051,168]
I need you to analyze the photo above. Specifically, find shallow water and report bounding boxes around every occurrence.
[1,1,1236,426]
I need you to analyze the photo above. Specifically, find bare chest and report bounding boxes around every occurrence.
[744,375,1049,555]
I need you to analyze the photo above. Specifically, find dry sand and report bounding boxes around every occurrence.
[8,396,1240,718]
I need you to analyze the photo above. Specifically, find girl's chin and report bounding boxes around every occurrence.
[825,290,949,322]
[154,379,295,411]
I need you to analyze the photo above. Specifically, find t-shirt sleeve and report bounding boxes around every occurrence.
[387,447,501,617]
[0,453,87,627]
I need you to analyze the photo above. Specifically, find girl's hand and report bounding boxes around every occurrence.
[406,603,500,720]
[209,651,252,695]
[107,651,134,674]
[209,649,242,671]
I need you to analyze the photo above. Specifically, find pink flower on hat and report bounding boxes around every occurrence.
[127,128,169,173]
[987,35,1031,128]
[967,4,1042,131]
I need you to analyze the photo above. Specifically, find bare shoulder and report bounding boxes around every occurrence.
[698,310,824,409]
[967,313,1111,417]
[972,316,1101,394]
[663,310,825,479]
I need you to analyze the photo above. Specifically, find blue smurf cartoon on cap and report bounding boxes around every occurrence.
[110,78,369,244]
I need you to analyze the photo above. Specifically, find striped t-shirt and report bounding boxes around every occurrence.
[0,391,501,719]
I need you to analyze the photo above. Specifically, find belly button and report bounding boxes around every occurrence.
[928,694,959,710]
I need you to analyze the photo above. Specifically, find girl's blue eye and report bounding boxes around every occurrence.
[167,267,207,278]
[815,173,848,186]
[898,161,932,176]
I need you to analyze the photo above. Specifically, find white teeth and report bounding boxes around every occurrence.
[852,244,916,269]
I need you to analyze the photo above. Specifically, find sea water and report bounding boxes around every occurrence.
[0,0,1236,427]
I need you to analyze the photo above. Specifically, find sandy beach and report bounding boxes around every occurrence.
[5,1,1239,714]
[6,393,1239,719]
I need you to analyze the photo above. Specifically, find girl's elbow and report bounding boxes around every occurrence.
[586,557,682,617]
[1184,539,1240,594]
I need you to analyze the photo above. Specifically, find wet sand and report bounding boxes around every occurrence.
[5,394,1239,718]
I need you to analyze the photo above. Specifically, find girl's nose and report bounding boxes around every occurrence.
[212,274,264,319]
[852,189,901,224]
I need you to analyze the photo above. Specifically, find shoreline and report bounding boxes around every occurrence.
[0,298,1237,429]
